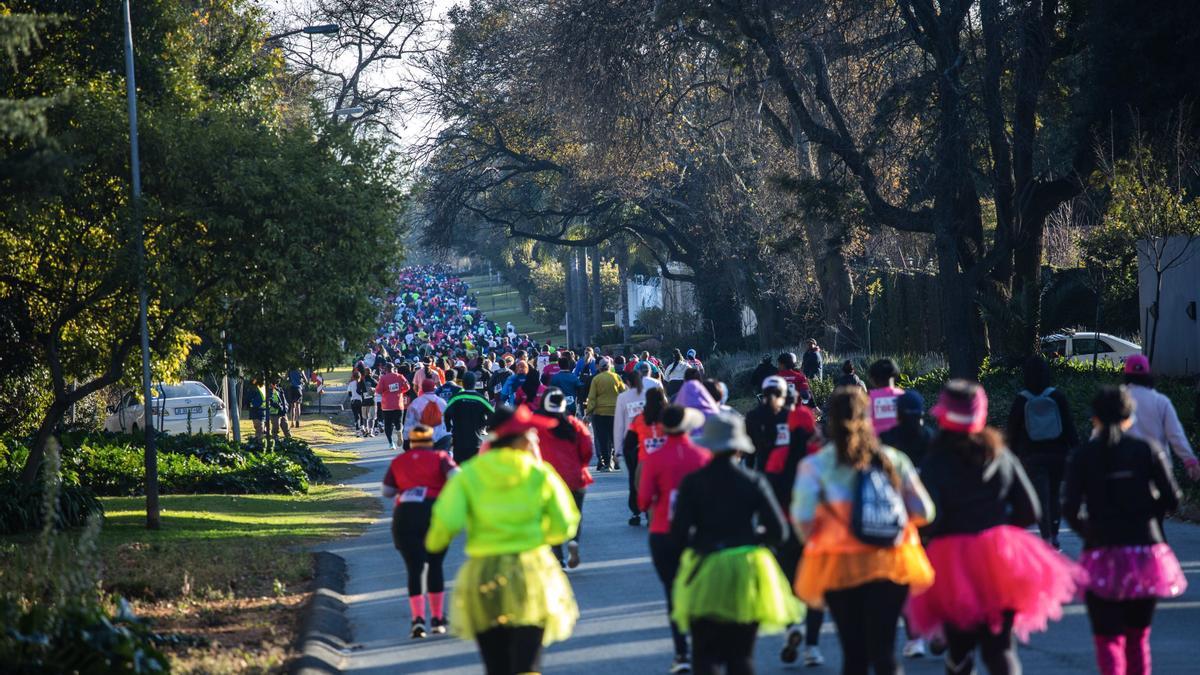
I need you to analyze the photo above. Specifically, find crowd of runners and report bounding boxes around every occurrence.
[353,266,1195,675]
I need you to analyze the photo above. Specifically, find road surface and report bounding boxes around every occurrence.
[319,435,1200,674]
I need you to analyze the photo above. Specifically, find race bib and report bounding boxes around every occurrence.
[775,423,791,447]
[400,487,427,503]
[388,382,400,393]
[874,396,898,420]
[644,437,666,454]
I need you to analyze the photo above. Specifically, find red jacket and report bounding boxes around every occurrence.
[383,448,457,505]
[777,369,811,393]
[537,416,594,491]
[638,433,711,533]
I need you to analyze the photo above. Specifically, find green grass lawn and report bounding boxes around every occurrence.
[462,273,567,345]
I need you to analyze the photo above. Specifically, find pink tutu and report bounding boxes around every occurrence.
[1080,544,1187,600]
[906,525,1085,641]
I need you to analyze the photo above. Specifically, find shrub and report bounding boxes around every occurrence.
[0,480,104,536]
[242,436,331,482]
[0,455,169,673]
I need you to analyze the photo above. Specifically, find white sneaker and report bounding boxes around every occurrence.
[566,540,580,569]
[803,645,825,667]
[903,638,927,658]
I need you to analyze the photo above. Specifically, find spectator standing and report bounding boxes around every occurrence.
[286,367,305,427]
[834,360,867,391]
[801,339,824,381]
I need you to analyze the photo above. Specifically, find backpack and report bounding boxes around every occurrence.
[1020,387,1063,442]
[850,457,908,547]
[419,400,444,427]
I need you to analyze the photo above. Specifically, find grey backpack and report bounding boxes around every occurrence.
[1020,387,1063,442]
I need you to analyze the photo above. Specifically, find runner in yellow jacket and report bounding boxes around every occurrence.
[426,404,581,675]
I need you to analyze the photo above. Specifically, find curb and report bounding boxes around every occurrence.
[290,551,350,675]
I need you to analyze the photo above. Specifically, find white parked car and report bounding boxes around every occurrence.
[1039,332,1142,365]
[105,381,229,435]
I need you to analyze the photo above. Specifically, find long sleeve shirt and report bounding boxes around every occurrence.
[1126,384,1197,466]
[670,454,788,553]
[918,447,1038,539]
[638,434,711,533]
[1062,435,1181,548]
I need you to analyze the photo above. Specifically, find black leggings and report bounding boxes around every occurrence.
[1085,593,1157,636]
[592,415,614,467]
[350,400,363,427]
[944,611,1019,675]
[551,490,585,563]
[625,446,640,516]
[391,504,446,596]
[650,533,689,658]
[382,409,403,445]
[691,619,758,675]
[824,580,909,675]
[476,625,544,675]
[776,537,825,646]
[1025,457,1064,540]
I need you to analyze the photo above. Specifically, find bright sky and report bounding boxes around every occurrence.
[255,0,459,149]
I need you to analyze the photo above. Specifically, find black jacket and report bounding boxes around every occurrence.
[880,421,935,466]
[919,448,1040,539]
[443,392,493,462]
[749,361,776,395]
[743,403,788,471]
[1062,435,1181,549]
[670,454,788,553]
[1006,388,1079,460]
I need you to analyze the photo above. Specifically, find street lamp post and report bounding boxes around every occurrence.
[263,23,339,42]
[122,0,158,529]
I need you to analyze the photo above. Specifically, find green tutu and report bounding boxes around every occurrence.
[672,545,804,634]
[451,547,578,645]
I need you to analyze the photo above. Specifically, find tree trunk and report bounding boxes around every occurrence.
[935,233,980,378]
[19,399,70,484]
[590,246,603,338]
[618,255,632,344]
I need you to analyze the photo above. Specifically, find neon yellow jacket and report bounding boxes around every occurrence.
[425,447,580,556]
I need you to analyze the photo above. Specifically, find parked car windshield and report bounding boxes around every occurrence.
[1071,338,1113,355]
[153,382,212,399]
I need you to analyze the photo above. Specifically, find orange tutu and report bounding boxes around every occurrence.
[795,542,934,609]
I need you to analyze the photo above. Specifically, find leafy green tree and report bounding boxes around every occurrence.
[0,1,404,482]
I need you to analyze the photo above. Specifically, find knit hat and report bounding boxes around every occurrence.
[896,390,926,417]
[408,425,434,448]
[1124,354,1151,375]
[931,380,988,434]
[661,404,704,434]
[696,411,755,454]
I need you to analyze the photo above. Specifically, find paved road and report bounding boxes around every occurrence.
[321,435,1200,674]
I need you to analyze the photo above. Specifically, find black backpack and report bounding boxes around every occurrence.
[850,455,908,547]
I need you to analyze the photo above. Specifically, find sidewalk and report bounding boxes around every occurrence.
[322,437,1200,674]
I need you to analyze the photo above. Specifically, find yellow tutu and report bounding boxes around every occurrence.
[450,547,578,645]
[672,546,805,634]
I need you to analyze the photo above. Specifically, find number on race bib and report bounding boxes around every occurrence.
[388,383,400,393]
[400,487,427,503]
[774,423,791,447]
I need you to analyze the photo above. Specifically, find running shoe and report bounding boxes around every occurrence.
[628,514,641,526]
[567,540,580,569]
[410,617,427,639]
[430,617,447,635]
[780,626,803,664]
[669,656,692,673]
[803,646,825,667]
[903,638,926,658]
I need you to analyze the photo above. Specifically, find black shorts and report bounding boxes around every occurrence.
[286,385,302,403]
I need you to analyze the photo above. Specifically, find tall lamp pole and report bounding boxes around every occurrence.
[123,0,158,529]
